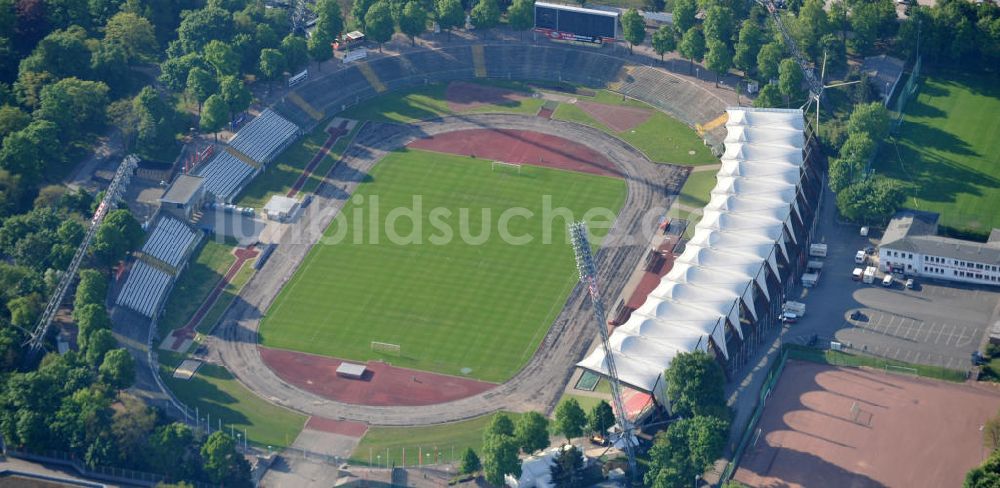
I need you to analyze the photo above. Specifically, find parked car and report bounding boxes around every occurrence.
[905,278,915,289]
[882,274,894,287]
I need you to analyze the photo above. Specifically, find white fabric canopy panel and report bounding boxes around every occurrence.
[576,108,806,396]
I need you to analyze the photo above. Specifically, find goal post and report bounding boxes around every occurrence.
[371,341,401,356]
[491,161,522,175]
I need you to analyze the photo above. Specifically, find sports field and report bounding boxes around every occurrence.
[259,149,626,382]
[880,71,1000,237]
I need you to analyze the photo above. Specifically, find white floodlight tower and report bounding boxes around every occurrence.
[569,221,637,480]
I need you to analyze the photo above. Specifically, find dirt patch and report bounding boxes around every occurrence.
[576,100,653,132]
[407,128,622,178]
[445,81,528,112]
[734,360,1000,488]
[306,416,368,437]
[259,347,497,406]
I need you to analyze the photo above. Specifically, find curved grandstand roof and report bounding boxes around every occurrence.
[578,107,805,394]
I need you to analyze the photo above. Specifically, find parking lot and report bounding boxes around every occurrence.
[788,192,1000,372]
[834,281,998,369]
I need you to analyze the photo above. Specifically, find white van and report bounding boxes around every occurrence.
[882,274,893,287]
[852,267,863,281]
[855,250,867,264]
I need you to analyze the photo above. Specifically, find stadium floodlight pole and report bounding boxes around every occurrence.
[23,155,139,359]
[569,221,638,482]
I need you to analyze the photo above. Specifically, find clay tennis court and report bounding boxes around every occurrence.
[445,81,527,112]
[408,128,622,178]
[259,347,496,406]
[576,100,652,132]
[734,360,1000,488]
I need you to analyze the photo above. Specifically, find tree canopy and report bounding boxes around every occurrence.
[514,411,550,454]
[665,351,728,419]
[621,9,646,54]
[553,397,587,442]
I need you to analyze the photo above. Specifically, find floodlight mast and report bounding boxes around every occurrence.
[569,222,638,481]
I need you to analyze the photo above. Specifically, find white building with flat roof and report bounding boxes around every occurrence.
[878,209,1000,286]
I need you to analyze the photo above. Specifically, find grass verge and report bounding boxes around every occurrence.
[159,351,307,449]
[349,412,523,467]
[157,240,236,338]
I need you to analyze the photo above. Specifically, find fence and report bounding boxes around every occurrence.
[718,342,967,483]
[2,446,194,487]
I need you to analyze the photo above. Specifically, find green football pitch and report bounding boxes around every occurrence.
[880,71,1000,236]
[259,149,626,382]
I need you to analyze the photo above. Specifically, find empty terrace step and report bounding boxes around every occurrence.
[224,145,261,170]
[696,112,729,136]
[356,62,388,93]
[471,45,487,78]
[286,91,324,121]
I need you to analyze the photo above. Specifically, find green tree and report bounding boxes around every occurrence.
[679,27,706,75]
[792,0,829,60]
[460,447,481,474]
[147,423,197,480]
[185,66,217,114]
[258,48,286,87]
[734,19,763,74]
[37,78,110,142]
[672,0,697,34]
[508,0,535,40]
[176,7,233,54]
[828,157,864,193]
[364,2,395,52]
[966,449,1000,488]
[756,42,782,81]
[75,303,111,352]
[621,9,646,54]
[777,58,803,106]
[471,0,500,36]
[436,0,465,41]
[308,0,343,69]
[219,75,252,118]
[651,24,677,61]
[847,102,889,141]
[111,395,156,466]
[200,94,228,141]
[835,177,906,224]
[201,431,252,486]
[398,1,427,46]
[84,328,117,366]
[280,34,309,73]
[91,209,143,267]
[103,12,157,63]
[514,411,550,454]
[645,416,729,488]
[705,39,733,87]
[587,400,615,436]
[99,348,135,391]
[703,6,734,44]
[665,351,727,418]
[553,397,587,443]
[839,132,876,162]
[158,53,210,91]
[549,445,584,488]
[351,0,378,32]
[204,40,240,76]
[20,26,92,80]
[482,434,520,486]
[484,413,515,440]
[7,293,42,329]
[0,105,30,139]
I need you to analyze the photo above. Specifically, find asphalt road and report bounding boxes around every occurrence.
[211,113,686,425]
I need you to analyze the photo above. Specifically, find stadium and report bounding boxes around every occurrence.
[104,33,821,476]
[118,39,820,426]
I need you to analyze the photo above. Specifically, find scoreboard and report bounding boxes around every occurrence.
[534,2,619,44]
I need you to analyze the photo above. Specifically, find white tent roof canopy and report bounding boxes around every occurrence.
[578,108,806,394]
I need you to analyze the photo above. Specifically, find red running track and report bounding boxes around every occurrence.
[259,347,497,406]
[407,129,622,178]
